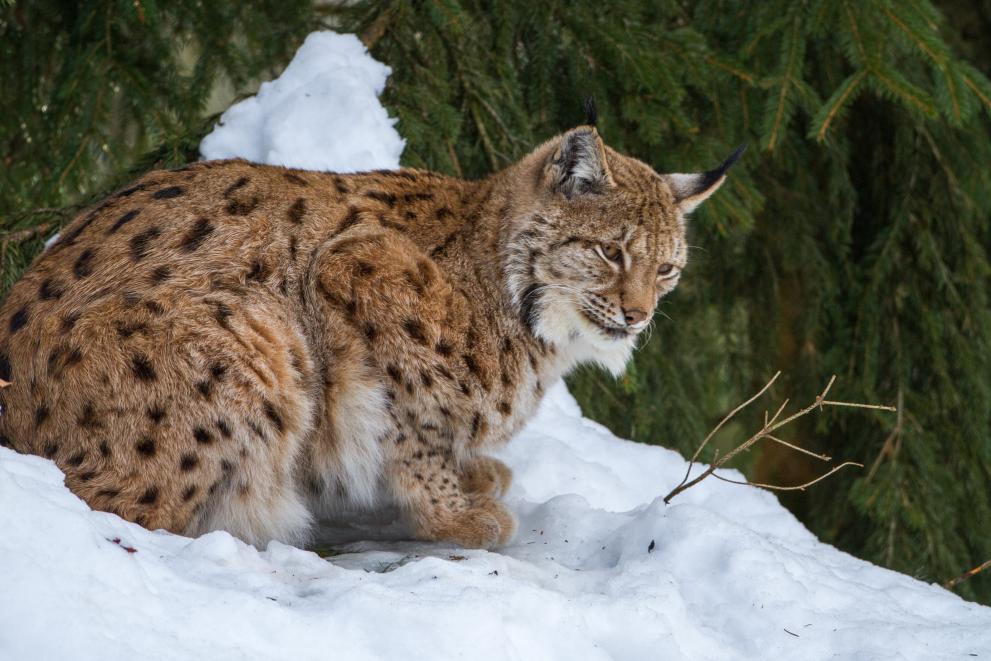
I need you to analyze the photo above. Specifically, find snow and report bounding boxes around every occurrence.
[2,29,988,661]
[199,31,404,172]
[2,384,989,660]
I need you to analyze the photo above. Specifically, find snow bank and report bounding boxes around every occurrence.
[199,32,404,171]
[1,384,988,660]
[3,30,987,661]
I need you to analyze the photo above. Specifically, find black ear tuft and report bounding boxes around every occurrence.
[696,143,747,192]
[583,96,598,127]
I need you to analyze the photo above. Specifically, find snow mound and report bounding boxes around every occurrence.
[199,31,404,171]
[1,383,988,660]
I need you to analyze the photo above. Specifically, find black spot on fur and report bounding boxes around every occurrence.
[498,401,512,416]
[9,308,28,333]
[420,370,434,388]
[333,177,350,194]
[212,301,233,328]
[43,441,59,458]
[402,192,434,202]
[180,218,214,252]
[0,351,10,381]
[138,486,159,505]
[284,173,308,186]
[288,198,307,224]
[224,177,249,197]
[99,440,111,457]
[226,197,259,216]
[337,207,362,234]
[362,323,378,342]
[403,319,429,345]
[194,427,213,444]
[435,340,453,357]
[73,249,95,279]
[130,354,156,382]
[182,485,198,501]
[67,450,86,467]
[147,406,166,424]
[386,365,403,384]
[210,362,227,380]
[179,453,199,471]
[153,186,185,199]
[196,380,212,398]
[463,354,481,377]
[130,227,161,262]
[262,400,284,433]
[470,412,482,439]
[61,312,80,333]
[150,265,172,283]
[355,261,375,276]
[59,210,100,245]
[79,470,97,482]
[364,191,397,207]
[115,184,145,198]
[35,405,49,427]
[78,402,101,429]
[135,438,156,457]
[144,300,165,316]
[435,207,453,220]
[116,321,148,338]
[108,209,140,234]
[216,419,232,438]
[39,278,64,300]
[246,260,269,281]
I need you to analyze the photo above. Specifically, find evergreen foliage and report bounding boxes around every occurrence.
[0,0,315,289]
[2,0,989,603]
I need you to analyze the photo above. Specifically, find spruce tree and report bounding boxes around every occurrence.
[2,0,990,604]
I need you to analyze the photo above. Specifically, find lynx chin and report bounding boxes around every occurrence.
[0,115,742,549]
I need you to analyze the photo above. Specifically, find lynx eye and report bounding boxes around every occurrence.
[657,263,677,277]
[598,244,622,262]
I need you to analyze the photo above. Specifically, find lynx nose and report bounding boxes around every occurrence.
[623,308,647,326]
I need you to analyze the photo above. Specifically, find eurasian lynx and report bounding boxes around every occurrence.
[0,119,741,548]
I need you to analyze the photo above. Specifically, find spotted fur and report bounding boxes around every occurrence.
[0,125,738,549]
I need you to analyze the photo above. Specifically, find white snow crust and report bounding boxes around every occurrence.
[1,30,988,661]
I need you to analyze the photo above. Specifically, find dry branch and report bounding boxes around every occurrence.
[944,558,991,591]
[663,372,896,504]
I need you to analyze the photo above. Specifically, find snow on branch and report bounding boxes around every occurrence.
[663,372,896,504]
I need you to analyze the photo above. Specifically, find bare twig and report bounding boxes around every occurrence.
[944,558,991,590]
[663,373,896,504]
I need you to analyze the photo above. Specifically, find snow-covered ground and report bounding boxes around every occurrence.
[2,385,989,660]
[3,30,989,661]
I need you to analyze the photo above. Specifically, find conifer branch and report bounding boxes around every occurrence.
[663,373,895,504]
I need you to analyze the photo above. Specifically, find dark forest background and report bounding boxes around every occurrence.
[2,0,990,603]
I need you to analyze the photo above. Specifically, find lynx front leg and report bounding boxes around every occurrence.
[389,448,516,549]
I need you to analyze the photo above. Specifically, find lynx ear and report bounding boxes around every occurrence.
[546,127,612,198]
[665,144,746,213]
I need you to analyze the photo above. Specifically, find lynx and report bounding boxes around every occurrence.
[0,117,741,549]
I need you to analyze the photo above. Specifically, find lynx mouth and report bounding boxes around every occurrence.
[579,308,634,340]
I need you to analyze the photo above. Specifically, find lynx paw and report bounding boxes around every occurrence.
[460,456,513,498]
[418,496,517,550]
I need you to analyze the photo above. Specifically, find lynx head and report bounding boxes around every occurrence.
[504,119,744,375]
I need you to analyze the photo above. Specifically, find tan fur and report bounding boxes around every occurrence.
[0,126,730,549]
